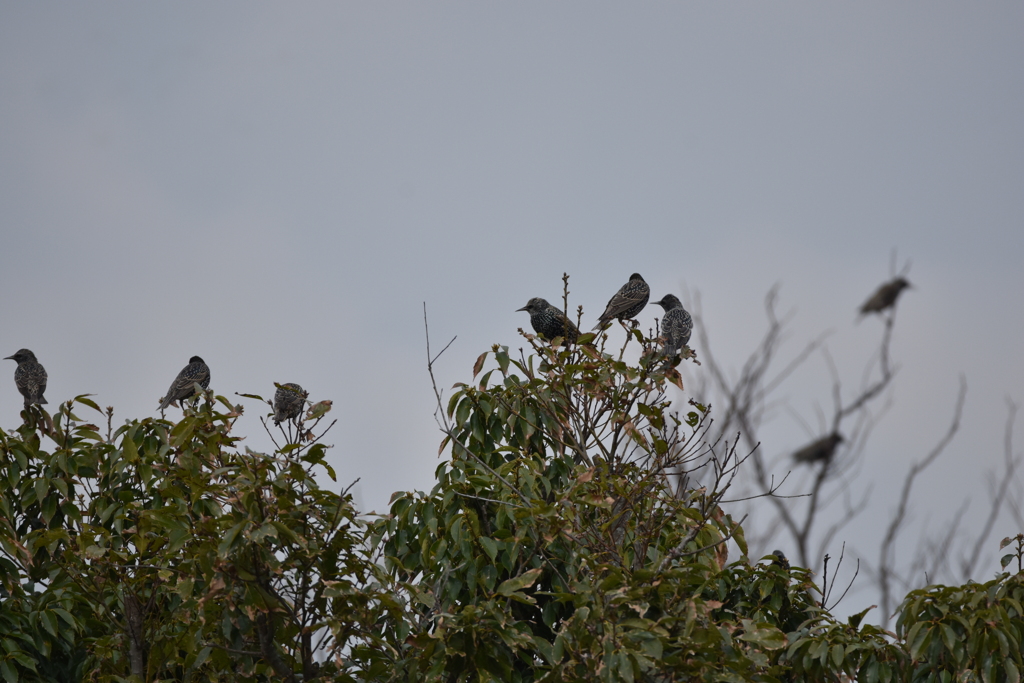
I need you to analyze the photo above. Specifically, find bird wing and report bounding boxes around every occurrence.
[16,363,47,402]
[159,377,181,409]
[160,363,210,409]
[662,309,692,351]
[595,283,649,327]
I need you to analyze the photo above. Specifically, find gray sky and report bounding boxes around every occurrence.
[2,3,1022,609]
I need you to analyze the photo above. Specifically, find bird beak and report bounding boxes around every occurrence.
[516,305,528,312]
[3,355,13,361]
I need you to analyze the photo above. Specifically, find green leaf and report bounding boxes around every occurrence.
[51,609,76,629]
[940,623,958,652]
[455,398,471,428]
[218,521,248,556]
[737,623,786,650]
[848,605,876,629]
[1005,658,1019,683]
[497,568,542,596]
[39,611,58,638]
[495,347,510,374]
[0,659,18,683]
[732,522,748,557]
[910,624,932,660]
[479,537,499,562]
[75,395,103,413]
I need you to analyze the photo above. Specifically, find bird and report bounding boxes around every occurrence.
[273,383,307,425]
[516,298,579,344]
[651,294,693,356]
[770,549,791,570]
[4,349,47,406]
[593,273,650,330]
[158,356,211,410]
[792,432,844,465]
[858,277,912,317]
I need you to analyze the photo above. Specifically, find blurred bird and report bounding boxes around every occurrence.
[858,277,911,317]
[792,432,844,465]
[4,349,47,406]
[159,356,211,410]
[273,383,307,425]
[593,273,650,330]
[517,298,579,344]
[652,294,693,356]
[771,549,791,570]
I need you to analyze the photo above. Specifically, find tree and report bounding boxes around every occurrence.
[0,393,390,681]
[0,282,1021,681]
[688,263,1022,624]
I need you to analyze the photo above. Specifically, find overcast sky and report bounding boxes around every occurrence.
[2,3,1022,612]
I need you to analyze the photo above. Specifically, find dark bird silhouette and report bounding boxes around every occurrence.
[792,432,844,465]
[273,383,307,425]
[593,273,650,330]
[159,356,211,410]
[4,349,47,406]
[517,298,580,344]
[652,294,693,356]
[859,277,911,317]
[770,549,791,570]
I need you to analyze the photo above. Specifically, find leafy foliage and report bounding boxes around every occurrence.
[0,393,387,681]
[0,326,1021,681]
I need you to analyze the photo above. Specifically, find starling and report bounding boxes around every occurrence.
[792,432,844,465]
[651,294,693,356]
[158,356,211,410]
[273,383,307,425]
[4,349,47,406]
[770,549,791,570]
[516,298,580,344]
[858,277,911,317]
[593,273,650,330]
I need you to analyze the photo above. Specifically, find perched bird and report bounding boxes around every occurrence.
[593,273,650,330]
[4,349,47,406]
[792,432,844,465]
[159,356,211,410]
[273,383,307,425]
[517,298,580,344]
[770,549,791,570]
[651,294,693,356]
[858,277,912,317]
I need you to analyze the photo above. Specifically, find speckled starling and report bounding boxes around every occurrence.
[792,432,844,464]
[4,349,47,406]
[159,356,211,410]
[273,383,307,425]
[859,277,912,316]
[593,273,650,330]
[652,294,693,356]
[770,549,791,570]
[516,298,580,344]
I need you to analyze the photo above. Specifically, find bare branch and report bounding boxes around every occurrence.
[959,399,1020,579]
[877,376,967,621]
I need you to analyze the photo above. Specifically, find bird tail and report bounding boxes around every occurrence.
[592,318,609,331]
[38,397,47,405]
[158,396,173,410]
